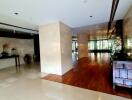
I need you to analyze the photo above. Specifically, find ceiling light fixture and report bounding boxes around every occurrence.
[90,16,93,18]
[14,12,19,15]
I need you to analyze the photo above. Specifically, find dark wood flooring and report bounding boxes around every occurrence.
[43,57,132,99]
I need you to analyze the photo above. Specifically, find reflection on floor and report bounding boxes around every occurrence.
[0,63,131,100]
[0,63,44,82]
[88,53,110,64]
[44,53,132,99]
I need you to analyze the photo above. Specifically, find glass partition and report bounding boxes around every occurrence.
[127,38,132,49]
[88,39,113,50]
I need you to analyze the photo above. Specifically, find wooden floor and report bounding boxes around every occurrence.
[43,56,132,99]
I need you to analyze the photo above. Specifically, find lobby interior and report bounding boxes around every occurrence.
[0,0,132,100]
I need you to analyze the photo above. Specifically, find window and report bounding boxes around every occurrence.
[88,39,113,50]
[127,38,132,49]
[88,41,95,50]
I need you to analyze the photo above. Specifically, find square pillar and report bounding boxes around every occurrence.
[78,33,88,59]
[39,22,72,75]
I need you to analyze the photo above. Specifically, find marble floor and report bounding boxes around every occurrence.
[0,63,131,100]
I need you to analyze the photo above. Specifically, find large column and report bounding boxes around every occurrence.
[59,22,72,74]
[78,33,88,59]
[39,22,72,75]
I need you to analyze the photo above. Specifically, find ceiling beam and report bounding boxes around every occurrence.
[107,0,120,34]
[111,0,120,22]
[0,22,38,32]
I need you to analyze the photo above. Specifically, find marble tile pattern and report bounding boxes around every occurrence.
[0,64,131,100]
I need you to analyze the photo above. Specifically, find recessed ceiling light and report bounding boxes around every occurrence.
[83,0,88,3]
[14,12,19,15]
[90,16,93,18]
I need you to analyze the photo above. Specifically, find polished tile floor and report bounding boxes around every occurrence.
[0,63,131,100]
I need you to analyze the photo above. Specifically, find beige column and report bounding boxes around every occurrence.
[78,33,88,59]
[39,22,72,75]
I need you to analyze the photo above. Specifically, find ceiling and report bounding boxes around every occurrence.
[0,0,131,30]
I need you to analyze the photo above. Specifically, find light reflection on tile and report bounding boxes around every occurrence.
[5,77,18,83]
[0,82,11,88]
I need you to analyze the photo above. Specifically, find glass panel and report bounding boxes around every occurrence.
[88,39,115,50]
[89,41,94,50]
[72,41,75,51]
[102,40,108,49]
[97,41,100,50]
[127,38,132,49]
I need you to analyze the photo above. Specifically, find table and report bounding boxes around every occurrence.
[0,55,20,71]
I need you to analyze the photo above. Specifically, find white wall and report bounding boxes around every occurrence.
[39,22,72,75]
